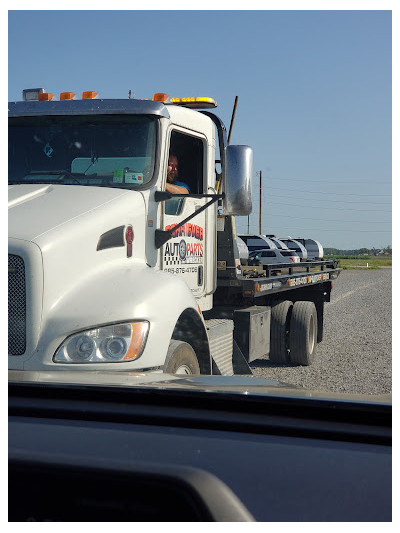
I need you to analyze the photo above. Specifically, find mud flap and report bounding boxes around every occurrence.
[232,340,253,375]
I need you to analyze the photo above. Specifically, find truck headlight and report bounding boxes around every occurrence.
[53,322,149,363]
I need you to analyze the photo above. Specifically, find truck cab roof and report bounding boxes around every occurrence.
[8,97,216,147]
[8,97,218,124]
[8,98,171,118]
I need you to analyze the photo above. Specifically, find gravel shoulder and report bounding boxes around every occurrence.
[250,268,392,395]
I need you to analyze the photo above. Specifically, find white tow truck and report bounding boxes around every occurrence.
[8,88,340,374]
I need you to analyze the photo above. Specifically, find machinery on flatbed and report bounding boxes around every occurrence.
[8,88,340,375]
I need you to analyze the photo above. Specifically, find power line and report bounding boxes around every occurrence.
[263,175,391,185]
[265,185,391,197]
[242,224,391,233]
[264,212,391,224]
[263,201,391,213]
[266,193,391,205]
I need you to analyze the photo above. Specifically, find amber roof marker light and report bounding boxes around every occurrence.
[153,93,169,102]
[38,93,55,101]
[60,92,76,100]
[82,91,98,99]
[170,97,217,109]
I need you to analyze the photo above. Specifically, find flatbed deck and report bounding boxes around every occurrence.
[217,260,341,298]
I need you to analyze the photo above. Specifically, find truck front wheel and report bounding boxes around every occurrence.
[164,340,201,375]
[289,301,317,366]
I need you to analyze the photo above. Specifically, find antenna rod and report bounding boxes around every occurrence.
[227,96,239,145]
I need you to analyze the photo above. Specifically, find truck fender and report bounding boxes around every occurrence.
[34,264,210,370]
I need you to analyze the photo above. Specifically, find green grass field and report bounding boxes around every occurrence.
[335,256,392,270]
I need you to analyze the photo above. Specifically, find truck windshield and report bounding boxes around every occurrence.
[8,115,157,188]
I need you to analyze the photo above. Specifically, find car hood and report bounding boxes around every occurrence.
[8,370,392,404]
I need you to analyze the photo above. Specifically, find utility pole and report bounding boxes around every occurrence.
[259,170,262,235]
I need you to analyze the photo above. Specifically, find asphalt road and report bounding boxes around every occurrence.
[250,268,392,395]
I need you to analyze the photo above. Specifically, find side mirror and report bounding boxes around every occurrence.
[223,145,253,216]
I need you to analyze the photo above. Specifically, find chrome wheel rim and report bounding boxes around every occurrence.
[175,365,193,375]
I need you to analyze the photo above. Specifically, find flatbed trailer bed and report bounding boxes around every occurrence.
[225,260,341,298]
[205,218,342,367]
[215,217,341,299]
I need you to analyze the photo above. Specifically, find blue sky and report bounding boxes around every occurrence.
[8,7,392,249]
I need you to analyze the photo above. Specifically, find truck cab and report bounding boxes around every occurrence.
[8,90,252,374]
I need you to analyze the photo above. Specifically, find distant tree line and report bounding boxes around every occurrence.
[325,245,392,256]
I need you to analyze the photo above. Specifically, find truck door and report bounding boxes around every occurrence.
[162,130,207,298]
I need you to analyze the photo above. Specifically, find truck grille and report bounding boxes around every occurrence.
[8,255,26,355]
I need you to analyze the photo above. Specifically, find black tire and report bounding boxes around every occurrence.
[269,301,293,363]
[164,340,200,375]
[289,301,317,366]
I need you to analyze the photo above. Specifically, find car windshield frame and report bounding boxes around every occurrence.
[8,114,159,190]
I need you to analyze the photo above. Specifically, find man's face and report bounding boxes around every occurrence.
[167,155,178,183]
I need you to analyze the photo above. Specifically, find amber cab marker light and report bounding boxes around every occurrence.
[60,92,76,100]
[153,93,169,102]
[170,96,217,108]
[196,97,215,104]
[38,93,55,101]
[82,91,98,99]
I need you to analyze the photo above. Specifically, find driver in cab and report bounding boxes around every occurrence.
[165,154,190,195]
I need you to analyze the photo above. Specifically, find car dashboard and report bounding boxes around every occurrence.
[8,373,392,522]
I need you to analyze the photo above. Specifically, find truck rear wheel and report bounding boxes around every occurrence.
[269,301,293,363]
[289,301,317,366]
[164,340,201,375]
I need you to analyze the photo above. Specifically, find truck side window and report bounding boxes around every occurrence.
[164,130,205,216]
